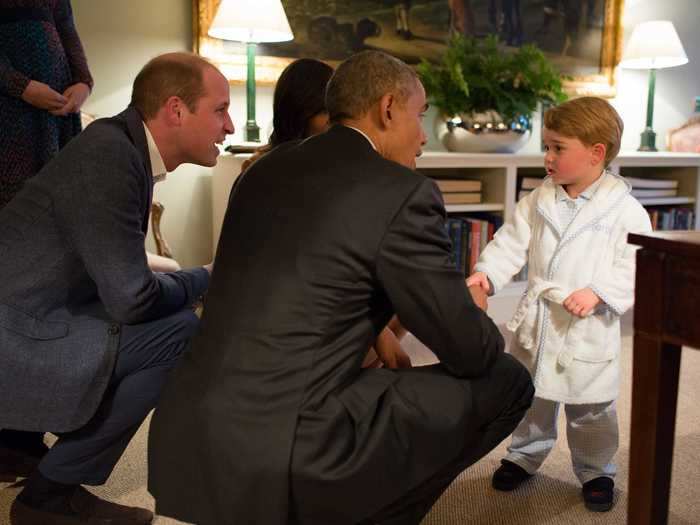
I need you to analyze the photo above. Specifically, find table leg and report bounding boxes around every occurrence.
[627,336,681,524]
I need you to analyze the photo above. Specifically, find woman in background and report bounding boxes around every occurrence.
[0,0,92,480]
[0,0,93,209]
[241,58,334,171]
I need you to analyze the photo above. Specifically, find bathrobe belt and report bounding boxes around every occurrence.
[506,277,583,369]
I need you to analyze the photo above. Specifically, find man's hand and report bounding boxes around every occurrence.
[51,82,91,116]
[374,326,411,369]
[466,271,491,293]
[563,287,602,318]
[203,262,214,275]
[468,285,488,311]
[21,80,67,111]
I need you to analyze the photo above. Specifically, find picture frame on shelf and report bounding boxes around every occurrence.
[668,122,700,153]
[193,0,623,95]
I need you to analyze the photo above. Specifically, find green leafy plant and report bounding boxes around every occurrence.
[417,35,568,120]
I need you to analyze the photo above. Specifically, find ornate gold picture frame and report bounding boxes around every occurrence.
[193,0,624,95]
[561,0,624,97]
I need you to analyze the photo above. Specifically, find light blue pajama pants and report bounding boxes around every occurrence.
[505,396,618,485]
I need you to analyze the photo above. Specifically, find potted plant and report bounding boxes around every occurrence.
[417,34,567,153]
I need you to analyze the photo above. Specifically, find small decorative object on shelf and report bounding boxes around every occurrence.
[418,34,567,153]
[668,96,700,153]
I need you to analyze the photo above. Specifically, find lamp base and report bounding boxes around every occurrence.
[245,121,260,143]
[638,128,657,152]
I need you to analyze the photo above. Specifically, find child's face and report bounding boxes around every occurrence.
[542,128,604,186]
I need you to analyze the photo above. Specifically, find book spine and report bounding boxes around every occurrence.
[459,219,469,276]
[447,219,461,270]
[469,220,481,274]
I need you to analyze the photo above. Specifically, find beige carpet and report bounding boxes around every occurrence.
[2,324,699,524]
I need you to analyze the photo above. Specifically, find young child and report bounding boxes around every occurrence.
[466,97,652,511]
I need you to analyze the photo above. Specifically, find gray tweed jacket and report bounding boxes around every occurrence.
[0,107,209,433]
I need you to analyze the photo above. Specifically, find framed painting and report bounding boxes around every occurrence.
[193,0,624,95]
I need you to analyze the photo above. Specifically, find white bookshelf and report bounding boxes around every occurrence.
[416,150,700,229]
[445,203,505,213]
[212,150,700,325]
[414,151,700,323]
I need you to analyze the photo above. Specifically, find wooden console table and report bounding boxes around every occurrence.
[627,231,700,524]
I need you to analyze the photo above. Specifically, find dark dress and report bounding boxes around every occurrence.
[0,0,93,208]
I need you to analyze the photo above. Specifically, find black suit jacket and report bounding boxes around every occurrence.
[148,125,504,525]
[0,107,209,432]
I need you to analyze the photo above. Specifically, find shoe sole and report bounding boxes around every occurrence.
[584,501,613,512]
[0,449,41,482]
[11,499,154,525]
[492,476,532,491]
[1,474,19,483]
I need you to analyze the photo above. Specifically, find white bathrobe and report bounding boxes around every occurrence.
[475,171,652,404]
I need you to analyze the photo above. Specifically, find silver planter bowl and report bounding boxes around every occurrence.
[435,110,532,153]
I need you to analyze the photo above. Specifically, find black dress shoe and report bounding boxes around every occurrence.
[10,486,154,524]
[0,445,45,482]
[492,459,533,491]
[582,476,614,512]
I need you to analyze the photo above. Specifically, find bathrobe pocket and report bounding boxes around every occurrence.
[564,312,617,363]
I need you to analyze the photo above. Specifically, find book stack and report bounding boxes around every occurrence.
[626,176,679,198]
[517,176,545,200]
[445,213,503,276]
[434,179,482,205]
[648,207,695,230]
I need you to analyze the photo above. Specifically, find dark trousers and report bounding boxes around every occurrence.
[36,309,199,485]
[363,353,534,525]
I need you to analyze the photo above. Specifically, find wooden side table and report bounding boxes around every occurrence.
[627,231,700,524]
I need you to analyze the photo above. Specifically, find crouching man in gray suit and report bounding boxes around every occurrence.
[0,52,234,525]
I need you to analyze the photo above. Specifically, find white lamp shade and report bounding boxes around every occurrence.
[619,20,688,69]
[208,0,294,43]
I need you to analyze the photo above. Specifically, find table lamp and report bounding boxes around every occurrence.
[208,0,294,142]
[619,20,688,152]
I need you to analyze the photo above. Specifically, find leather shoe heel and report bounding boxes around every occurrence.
[0,446,43,481]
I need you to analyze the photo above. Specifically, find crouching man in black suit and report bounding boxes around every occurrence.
[149,50,534,525]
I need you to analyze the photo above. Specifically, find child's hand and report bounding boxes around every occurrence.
[563,288,602,317]
[466,272,490,293]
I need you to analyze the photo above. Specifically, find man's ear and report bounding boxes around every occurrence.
[591,143,606,166]
[163,96,184,126]
[378,93,394,129]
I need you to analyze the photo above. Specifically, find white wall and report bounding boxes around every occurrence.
[71,0,700,266]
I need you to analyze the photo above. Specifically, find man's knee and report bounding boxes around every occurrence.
[118,310,199,374]
[157,310,199,364]
[153,309,200,352]
[169,309,200,340]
